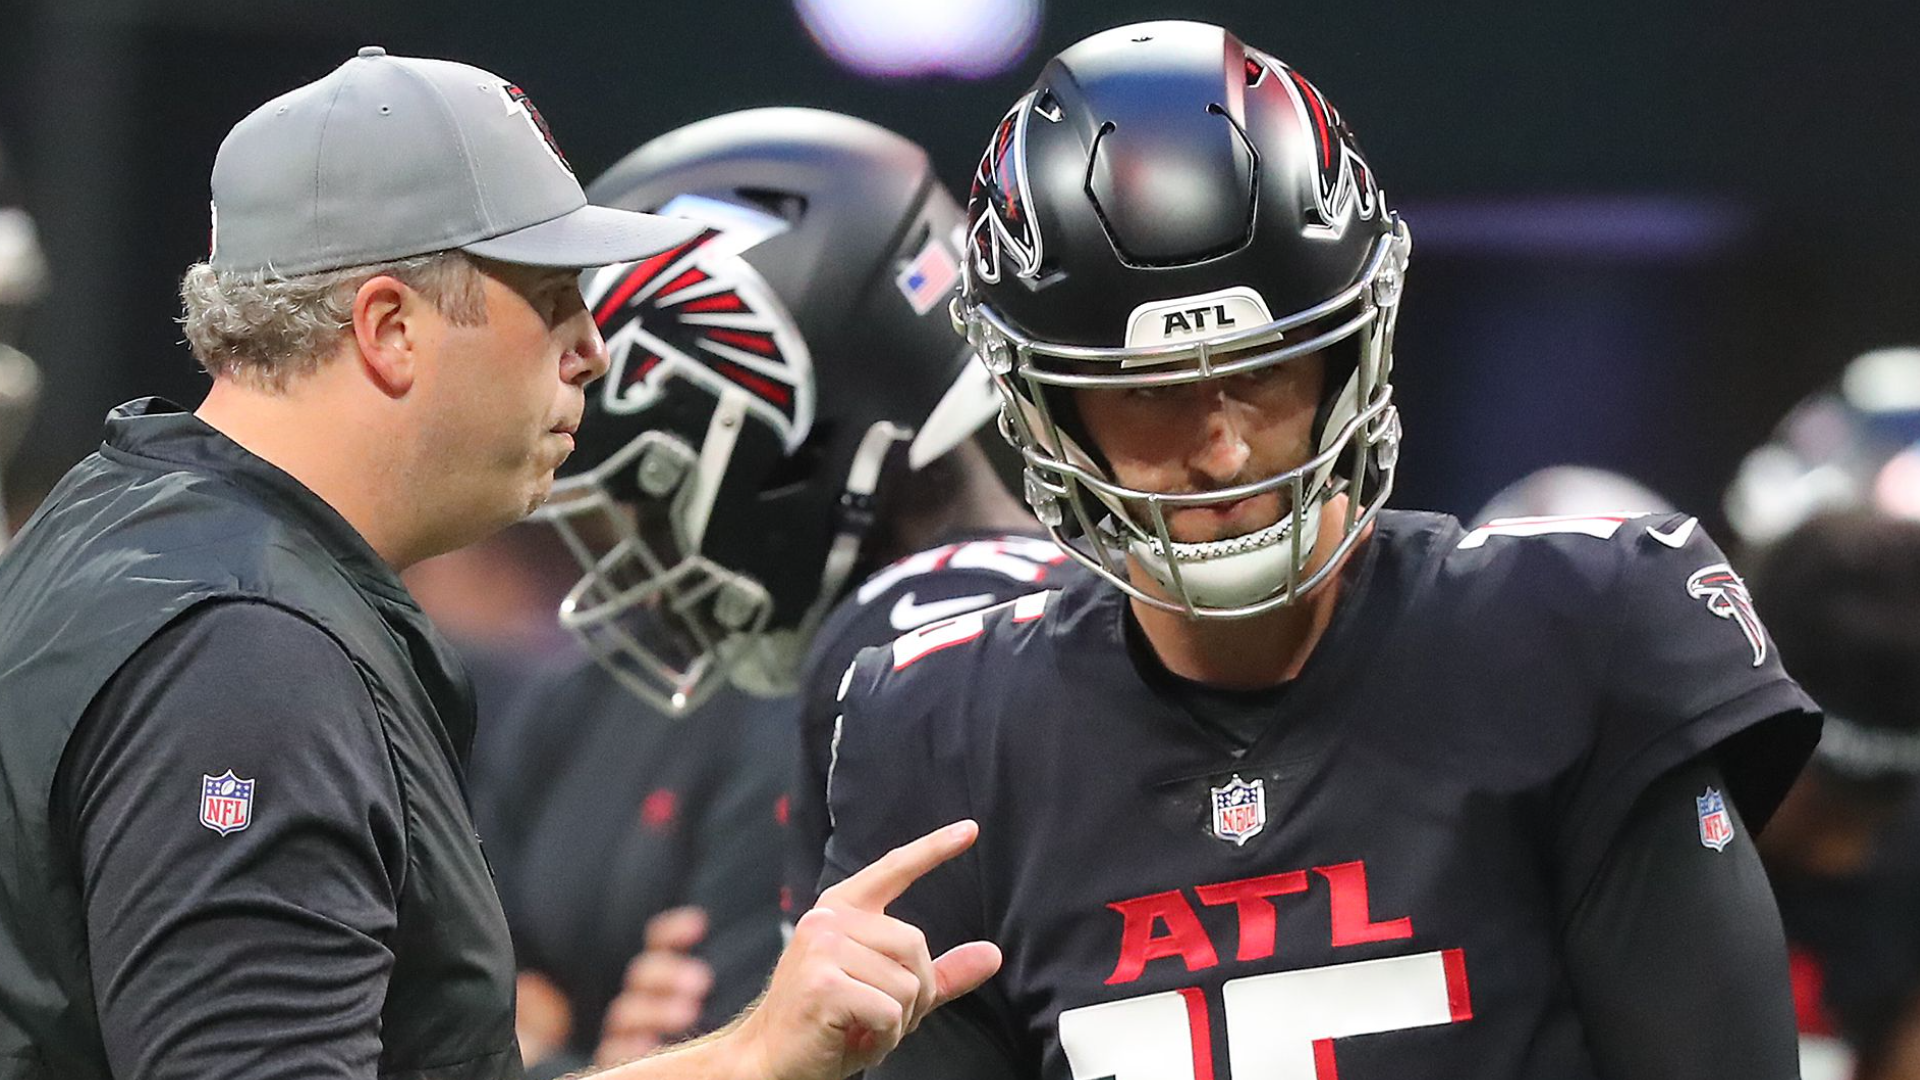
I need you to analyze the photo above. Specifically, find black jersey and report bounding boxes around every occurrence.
[470,658,791,1063]
[787,532,1082,911]
[824,509,1820,1079]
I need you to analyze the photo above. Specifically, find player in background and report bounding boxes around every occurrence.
[822,21,1822,1079]
[1724,348,1920,1080]
[1469,464,1672,527]
[469,109,1033,1076]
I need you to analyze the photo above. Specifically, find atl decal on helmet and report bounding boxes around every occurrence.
[1686,562,1768,667]
[584,195,815,453]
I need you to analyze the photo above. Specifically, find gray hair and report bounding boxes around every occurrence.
[179,251,488,391]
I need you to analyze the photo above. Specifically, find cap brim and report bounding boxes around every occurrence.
[460,203,702,269]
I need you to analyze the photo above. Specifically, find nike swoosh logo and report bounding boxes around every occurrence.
[890,592,996,631]
[1647,517,1699,549]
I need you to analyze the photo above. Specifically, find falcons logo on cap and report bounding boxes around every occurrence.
[499,83,572,176]
[1252,51,1380,237]
[1686,562,1768,667]
[584,196,814,452]
[967,91,1046,285]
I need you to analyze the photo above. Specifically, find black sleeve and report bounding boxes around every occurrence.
[821,648,1033,1080]
[787,647,853,916]
[52,600,405,1080]
[1565,756,1800,1079]
[864,991,1033,1080]
[1557,515,1821,901]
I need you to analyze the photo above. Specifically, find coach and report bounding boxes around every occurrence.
[0,49,995,1080]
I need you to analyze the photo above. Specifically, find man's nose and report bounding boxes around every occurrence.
[1189,391,1251,481]
[562,311,610,387]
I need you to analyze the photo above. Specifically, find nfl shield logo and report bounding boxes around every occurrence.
[1210,775,1267,846]
[200,771,255,836]
[1697,786,1734,852]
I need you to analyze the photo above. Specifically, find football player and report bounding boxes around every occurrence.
[470,108,1045,1075]
[1724,350,1920,1079]
[822,21,1823,1079]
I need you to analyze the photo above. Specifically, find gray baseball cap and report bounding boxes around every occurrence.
[209,47,699,277]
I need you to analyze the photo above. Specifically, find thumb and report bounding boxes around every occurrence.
[644,905,709,953]
[929,941,1002,1009]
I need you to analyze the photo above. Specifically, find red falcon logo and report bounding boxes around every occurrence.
[1687,562,1768,667]
[584,197,814,452]
[968,91,1046,284]
[1251,50,1380,236]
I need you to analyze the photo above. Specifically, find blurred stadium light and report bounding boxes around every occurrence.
[795,0,1040,78]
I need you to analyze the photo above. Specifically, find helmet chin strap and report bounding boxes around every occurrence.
[724,419,909,698]
[1125,497,1325,609]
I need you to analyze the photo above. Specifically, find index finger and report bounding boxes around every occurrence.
[819,819,978,912]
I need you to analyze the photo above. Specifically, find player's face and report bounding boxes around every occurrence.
[1073,354,1324,544]
[423,260,608,532]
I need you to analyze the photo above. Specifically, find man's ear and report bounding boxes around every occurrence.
[351,275,424,397]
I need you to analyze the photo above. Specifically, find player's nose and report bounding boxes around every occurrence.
[1190,392,1251,481]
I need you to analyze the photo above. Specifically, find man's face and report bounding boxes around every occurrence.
[1072,354,1325,545]
[415,259,608,537]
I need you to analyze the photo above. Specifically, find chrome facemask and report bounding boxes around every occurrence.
[533,431,774,713]
[955,217,1411,618]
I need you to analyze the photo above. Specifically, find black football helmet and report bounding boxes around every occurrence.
[536,108,998,712]
[955,21,1412,617]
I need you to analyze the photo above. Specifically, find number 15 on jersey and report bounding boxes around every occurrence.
[1059,948,1471,1080]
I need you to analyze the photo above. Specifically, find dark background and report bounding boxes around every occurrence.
[4,0,1918,526]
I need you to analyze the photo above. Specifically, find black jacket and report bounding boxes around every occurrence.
[0,399,520,1080]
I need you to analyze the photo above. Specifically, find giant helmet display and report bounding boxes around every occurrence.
[954,20,1412,618]
[537,108,1000,712]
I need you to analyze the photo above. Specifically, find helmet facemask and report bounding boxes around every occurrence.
[960,218,1411,618]
[534,427,775,713]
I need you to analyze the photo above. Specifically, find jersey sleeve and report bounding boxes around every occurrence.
[787,634,854,916]
[820,643,1034,1078]
[819,645,986,954]
[1564,756,1801,1078]
[51,600,405,1080]
[1555,513,1821,905]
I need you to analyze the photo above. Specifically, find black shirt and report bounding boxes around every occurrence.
[0,400,519,1080]
[823,509,1820,1079]
[53,601,405,1080]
